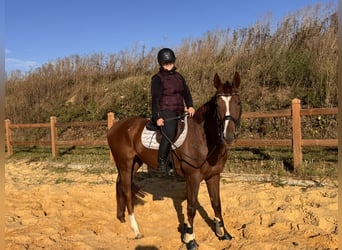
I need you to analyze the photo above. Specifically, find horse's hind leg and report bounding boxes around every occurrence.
[116,158,142,223]
[205,174,232,240]
[116,174,126,223]
[116,160,144,239]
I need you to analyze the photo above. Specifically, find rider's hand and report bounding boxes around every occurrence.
[157,118,164,126]
[187,107,195,117]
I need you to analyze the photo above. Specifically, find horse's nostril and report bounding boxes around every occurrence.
[223,133,236,144]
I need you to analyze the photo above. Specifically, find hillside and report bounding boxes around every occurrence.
[5,3,337,141]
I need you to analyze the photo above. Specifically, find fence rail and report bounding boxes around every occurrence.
[5,99,337,169]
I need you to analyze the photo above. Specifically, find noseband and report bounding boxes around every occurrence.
[222,114,239,125]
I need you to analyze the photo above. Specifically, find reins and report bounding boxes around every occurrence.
[163,112,189,122]
[159,112,188,149]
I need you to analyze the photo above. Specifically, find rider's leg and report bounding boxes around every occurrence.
[158,110,177,174]
[158,137,171,173]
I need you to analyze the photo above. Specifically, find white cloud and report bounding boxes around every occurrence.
[5,57,39,72]
[5,48,40,73]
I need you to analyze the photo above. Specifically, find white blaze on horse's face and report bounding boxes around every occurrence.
[220,95,231,134]
[219,95,237,144]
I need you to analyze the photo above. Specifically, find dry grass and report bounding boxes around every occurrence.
[5,3,337,123]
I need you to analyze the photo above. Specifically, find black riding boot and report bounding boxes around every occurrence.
[158,139,170,175]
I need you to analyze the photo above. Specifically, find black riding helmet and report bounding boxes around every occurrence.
[157,48,176,65]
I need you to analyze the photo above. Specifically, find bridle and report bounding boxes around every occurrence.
[215,93,241,140]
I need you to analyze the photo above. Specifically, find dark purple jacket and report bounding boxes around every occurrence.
[151,67,193,121]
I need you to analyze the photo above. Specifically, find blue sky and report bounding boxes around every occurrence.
[5,0,337,73]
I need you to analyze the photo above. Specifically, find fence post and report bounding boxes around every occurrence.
[50,116,58,157]
[292,98,302,169]
[107,112,115,161]
[5,119,13,156]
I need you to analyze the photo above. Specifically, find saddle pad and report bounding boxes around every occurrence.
[141,116,188,150]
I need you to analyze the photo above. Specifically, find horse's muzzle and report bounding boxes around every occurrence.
[223,132,237,145]
[222,117,238,144]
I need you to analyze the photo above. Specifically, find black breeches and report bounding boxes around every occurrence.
[159,110,178,145]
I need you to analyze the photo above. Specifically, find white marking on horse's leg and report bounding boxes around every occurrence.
[183,231,195,243]
[129,213,141,237]
[182,222,195,243]
[214,216,224,237]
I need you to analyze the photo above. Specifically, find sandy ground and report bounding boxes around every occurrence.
[5,159,338,250]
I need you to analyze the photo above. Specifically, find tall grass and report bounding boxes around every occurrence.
[5,3,337,142]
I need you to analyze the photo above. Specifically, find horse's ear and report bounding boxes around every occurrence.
[213,73,221,89]
[232,72,240,89]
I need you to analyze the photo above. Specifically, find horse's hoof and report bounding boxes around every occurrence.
[117,216,125,223]
[134,233,144,239]
[186,239,199,250]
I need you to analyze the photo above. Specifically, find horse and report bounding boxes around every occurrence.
[107,72,241,249]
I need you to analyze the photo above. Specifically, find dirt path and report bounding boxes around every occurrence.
[5,159,338,249]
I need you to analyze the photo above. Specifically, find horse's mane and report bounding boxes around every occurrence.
[193,96,216,123]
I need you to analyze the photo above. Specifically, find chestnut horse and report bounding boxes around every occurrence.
[107,72,241,249]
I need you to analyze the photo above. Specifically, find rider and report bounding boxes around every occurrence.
[151,48,195,175]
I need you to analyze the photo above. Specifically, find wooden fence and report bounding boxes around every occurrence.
[5,99,338,169]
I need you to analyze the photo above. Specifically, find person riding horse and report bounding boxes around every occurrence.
[151,48,195,175]
[107,71,241,247]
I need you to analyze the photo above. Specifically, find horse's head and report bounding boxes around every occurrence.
[213,72,241,145]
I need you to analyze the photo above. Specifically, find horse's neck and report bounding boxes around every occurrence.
[193,99,214,123]
[193,101,221,148]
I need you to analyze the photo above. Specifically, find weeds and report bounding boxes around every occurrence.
[7,145,336,182]
[5,3,337,125]
[54,177,74,184]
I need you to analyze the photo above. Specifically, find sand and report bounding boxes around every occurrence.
[5,159,338,250]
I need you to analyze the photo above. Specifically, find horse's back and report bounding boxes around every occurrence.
[107,116,147,152]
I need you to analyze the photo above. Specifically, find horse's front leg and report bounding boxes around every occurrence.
[183,176,200,250]
[206,174,232,240]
